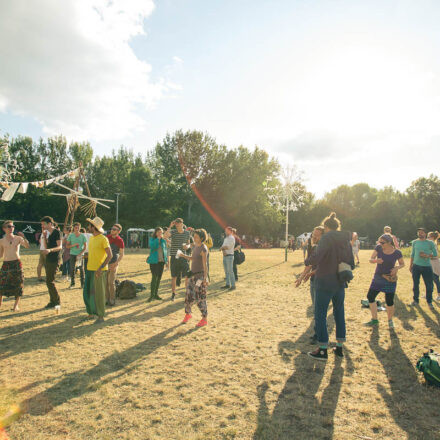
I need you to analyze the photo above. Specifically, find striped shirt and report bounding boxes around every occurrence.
[170,229,191,256]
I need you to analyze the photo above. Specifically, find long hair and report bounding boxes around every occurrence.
[152,227,163,239]
[428,231,439,245]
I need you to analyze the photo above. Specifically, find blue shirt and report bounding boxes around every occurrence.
[411,239,438,267]
[147,238,168,264]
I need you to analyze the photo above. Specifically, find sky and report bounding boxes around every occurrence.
[1,0,440,197]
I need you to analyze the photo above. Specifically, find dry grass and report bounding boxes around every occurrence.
[1,249,439,440]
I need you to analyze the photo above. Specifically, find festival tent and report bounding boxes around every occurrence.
[126,228,154,248]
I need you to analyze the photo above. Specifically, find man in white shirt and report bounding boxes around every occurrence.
[220,226,236,290]
[37,229,49,282]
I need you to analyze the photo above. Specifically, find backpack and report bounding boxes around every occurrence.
[234,250,246,265]
[116,280,137,299]
[416,349,440,387]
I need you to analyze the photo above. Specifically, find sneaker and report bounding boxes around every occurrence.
[94,317,105,324]
[410,301,419,306]
[69,284,75,289]
[388,319,395,328]
[171,292,176,301]
[38,278,45,283]
[221,285,231,289]
[229,286,236,291]
[435,296,440,302]
[196,318,207,327]
[182,313,192,323]
[45,302,55,309]
[307,347,328,361]
[333,346,343,357]
[364,319,379,326]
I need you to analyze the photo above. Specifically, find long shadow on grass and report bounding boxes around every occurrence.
[0,281,234,360]
[253,320,349,440]
[24,324,197,416]
[394,295,417,331]
[368,327,439,438]
[417,305,440,338]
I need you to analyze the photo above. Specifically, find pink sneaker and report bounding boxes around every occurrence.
[196,318,207,327]
[182,313,192,323]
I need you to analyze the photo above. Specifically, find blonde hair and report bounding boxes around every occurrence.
[322,212,341,231]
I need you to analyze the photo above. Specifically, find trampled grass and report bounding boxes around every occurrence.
[0,249,439,439]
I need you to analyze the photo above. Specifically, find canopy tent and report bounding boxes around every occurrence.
[126,228,154,248]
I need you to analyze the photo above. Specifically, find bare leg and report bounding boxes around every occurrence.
[13,297,20,311]
[386,305,394,321]
[369,301,378,320]
[37,263,42,279]
[171,277,176,294]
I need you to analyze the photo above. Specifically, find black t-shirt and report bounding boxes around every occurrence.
[47,229,61,263]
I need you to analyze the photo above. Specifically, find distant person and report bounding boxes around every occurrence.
[220,226,236,291]
[106,224,125,307]
[0,221,30,311]
[67,222,87,288]
[427,231,440,302]
[61,225,72,281]
[40,216,62,309]
[295,226,324,343]
[410,227,437,308]
[351,232,360,265]
[365,234,405,328]
[232,228,241,282]
[180,229,209,327]
[305,212,354,360]
[164,218,191,301]
[81,226,92,276]
[83,217,112,324]
[36,227,49,282]
[147,227,167,302]
[383,226,400,249]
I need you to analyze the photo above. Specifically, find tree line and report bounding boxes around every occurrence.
[1,130,439,242]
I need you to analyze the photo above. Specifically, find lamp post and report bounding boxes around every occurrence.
[115,193,122,224]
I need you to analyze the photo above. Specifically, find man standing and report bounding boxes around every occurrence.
[66,222,87,288]
[164,218,191,301]
[40,216,62,309]
[410,227,437,308]
[83,217,112,323]
[0,221,30,311]
[106,223,125,306]
[220,226,236,291]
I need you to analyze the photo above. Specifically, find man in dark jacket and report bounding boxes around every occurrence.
[305,212,354,361]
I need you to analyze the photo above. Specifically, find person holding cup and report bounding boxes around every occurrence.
[66,222,87,288]
[179,229,209,327]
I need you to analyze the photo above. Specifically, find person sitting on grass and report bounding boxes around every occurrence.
[0,221,30,312]
[180,229,209,327]
[147,227,168,302]
[364,234,404,328]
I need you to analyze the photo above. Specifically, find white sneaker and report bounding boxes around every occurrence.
[435,296,440,302]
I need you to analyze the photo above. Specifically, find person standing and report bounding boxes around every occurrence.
[147,227,168,302]
[305,212,354,360]
[351,232,360,265]
[409,227,437,308]
[427,231,440,302]
[383,226,400,249]
[83,217,112,324]
[220,226,236,291]
[36,228,49,282]
[180,229,209,327]
[66,222,87,288]
[295,226,325,343]
[364,234,405,328]
[0,221,30,311]
[40,216,62,309]
[164,218,191,301]
[232,228,241,282]
[106,224,125,306]
[61,225,72,281]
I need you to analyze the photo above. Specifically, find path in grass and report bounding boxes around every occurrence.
[1,249,439,439]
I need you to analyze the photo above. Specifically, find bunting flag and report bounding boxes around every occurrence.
[0,168,80,201]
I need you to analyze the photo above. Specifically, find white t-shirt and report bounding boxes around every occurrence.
[352,239,360,253]
[84,233,93,253]
[222,235,235,255]
[39,230,49,250]
[431,258,440,277]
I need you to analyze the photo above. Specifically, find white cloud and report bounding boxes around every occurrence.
[0,0,165,141]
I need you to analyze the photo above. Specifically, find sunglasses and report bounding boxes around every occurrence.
[5,225,15,229]
[111,227,119,231]
[379,241,386,244]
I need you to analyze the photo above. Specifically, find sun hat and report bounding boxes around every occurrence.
[86,216,105,233]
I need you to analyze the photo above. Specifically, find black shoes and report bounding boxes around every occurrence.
[45,302,56,309]
[221,285,231,289]
[171,292,176,301]
[307,347,328,361]
[333,346,343,358]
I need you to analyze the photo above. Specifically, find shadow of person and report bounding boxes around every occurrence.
[394,295,417,331]
[368,327,439,438]
[254,322,345,440]
[24,325,197,416]
[417,306,440,338]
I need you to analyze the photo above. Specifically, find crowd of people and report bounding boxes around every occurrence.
[0,216,243,328]
[0,211,439,351]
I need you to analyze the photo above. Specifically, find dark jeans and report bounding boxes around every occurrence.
[61,259,70,276]
[150,262,165,297]
[45,261,60,305]
[310,278,317,338]
[70,255,84,286]
[412,264,433,303]
[233,253,238,281]
[314,284,346,345]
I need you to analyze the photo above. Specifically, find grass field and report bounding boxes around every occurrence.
[1,249,439,440]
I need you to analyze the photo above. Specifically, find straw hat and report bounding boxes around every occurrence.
[86,216,105,233]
